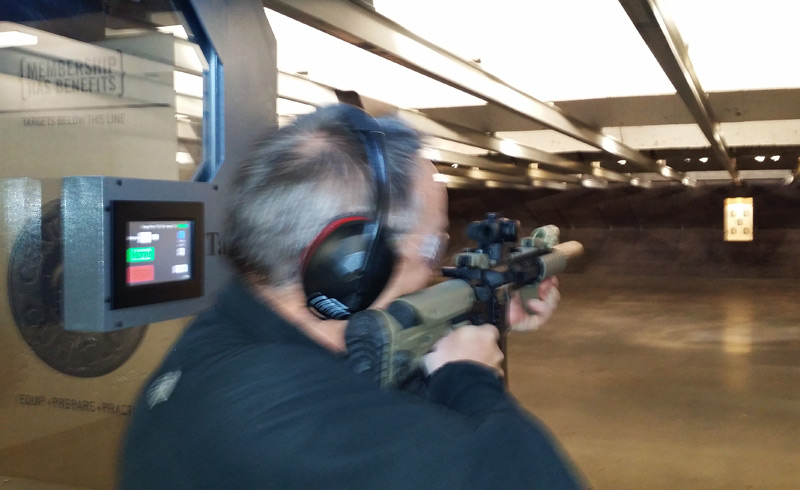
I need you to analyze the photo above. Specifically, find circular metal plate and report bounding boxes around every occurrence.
[7,199,147,378]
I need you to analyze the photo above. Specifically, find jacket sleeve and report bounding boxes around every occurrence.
[173,346,587,490]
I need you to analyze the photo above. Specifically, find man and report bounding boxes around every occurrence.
[119,105,583,489]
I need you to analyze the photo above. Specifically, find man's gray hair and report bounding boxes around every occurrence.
[225,105,422,287]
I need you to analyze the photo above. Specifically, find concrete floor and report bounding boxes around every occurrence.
[3,272,797,489]
[508,274,800,490]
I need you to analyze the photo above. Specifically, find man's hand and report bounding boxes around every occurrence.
[506,276,561,332]
[423,324,504,377]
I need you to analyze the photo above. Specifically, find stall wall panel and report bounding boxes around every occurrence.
[0,29,183,489]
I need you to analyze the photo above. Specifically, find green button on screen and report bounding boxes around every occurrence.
[127,247,155,263]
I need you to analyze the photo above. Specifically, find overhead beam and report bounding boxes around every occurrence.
[619,0,740,185]
[429,149,583,185]
[591,166,639,184]
[435,171,576,191]
[397,111,587,174]
[434,163,528,186]
[528,167,583,185]
[688,169,793,182]
[264,0,683,181]
[424,148,525,177]
[278,71,637,186]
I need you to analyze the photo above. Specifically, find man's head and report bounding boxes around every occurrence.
[224,105,424,298]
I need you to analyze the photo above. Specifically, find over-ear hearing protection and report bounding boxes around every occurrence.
[301,105,395,319]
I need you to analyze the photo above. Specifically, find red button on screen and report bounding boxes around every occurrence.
[128,265,155,284]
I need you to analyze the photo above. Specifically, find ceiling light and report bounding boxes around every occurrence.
[630,178,654,188]
[451,163,459,168]
[699,157,709,163]
[581,178,607,189]
[533,181,569,191]
[277,72,339,106]
[617,159,626,165]
[601,136,619,153]
[176,152,194,165]
[374,0,680,101]
[156,25,189,40]
[755,156,766,163]
[174,71,203,98]
[276,98,316,117]
[660,167,672,177]
[420,148,442,162]
[265,8,486,109]
[0,31,38,48]
[771,155,781,162]
[499,140,522,158]
[684,158,691,163]
[668,1,800,93]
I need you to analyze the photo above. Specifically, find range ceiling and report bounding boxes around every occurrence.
[264,0,800,189]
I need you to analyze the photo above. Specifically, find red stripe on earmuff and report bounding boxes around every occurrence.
[300,216,370,273]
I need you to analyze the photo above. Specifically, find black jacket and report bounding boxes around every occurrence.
[119,278,585,489]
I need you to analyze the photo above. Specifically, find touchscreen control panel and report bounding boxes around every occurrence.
[126,220,193,286]
[111,200,204,310]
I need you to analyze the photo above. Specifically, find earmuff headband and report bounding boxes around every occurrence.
[336,106,391,293]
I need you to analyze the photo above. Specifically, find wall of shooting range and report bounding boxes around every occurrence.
[446,184,800,279]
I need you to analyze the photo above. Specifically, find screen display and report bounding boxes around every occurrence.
[112,200,204,310]
[126,221,192,286]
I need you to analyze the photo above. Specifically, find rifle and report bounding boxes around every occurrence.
[345,213,584,389]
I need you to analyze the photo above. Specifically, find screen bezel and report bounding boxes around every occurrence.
[112,201,204,309]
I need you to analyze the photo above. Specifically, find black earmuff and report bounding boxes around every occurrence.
[301,105,395,319]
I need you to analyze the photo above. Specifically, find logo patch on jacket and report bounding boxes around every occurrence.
[146,370,182,409]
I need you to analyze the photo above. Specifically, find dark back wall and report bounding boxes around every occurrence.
[446,183,800,279]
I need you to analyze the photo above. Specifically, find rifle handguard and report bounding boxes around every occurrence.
[519,241,584,315]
